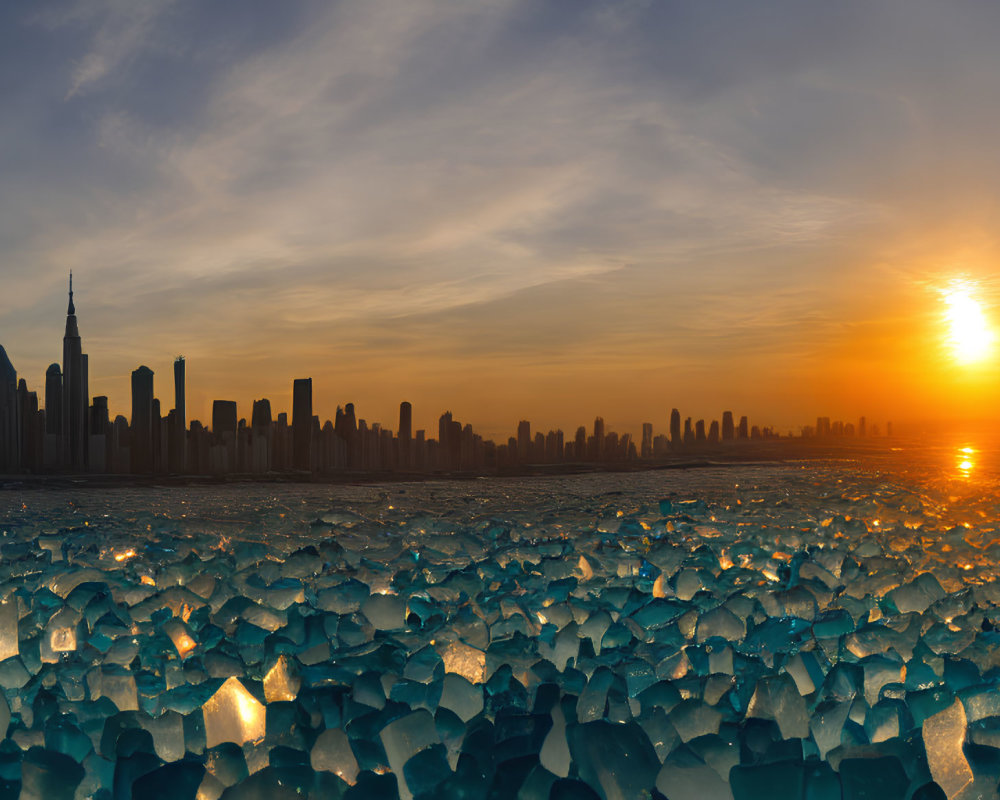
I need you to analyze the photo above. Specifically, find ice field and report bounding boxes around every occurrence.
[1,447,1000,799]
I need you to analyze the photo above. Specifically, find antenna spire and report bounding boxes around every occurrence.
[68,272,75,315]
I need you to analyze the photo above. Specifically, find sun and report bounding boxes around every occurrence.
[942,281,994,364]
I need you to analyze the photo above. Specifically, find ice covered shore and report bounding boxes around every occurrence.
[0,466,998,799]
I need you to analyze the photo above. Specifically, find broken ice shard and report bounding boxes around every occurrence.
[201,677,266,749]
[922,698,973,799]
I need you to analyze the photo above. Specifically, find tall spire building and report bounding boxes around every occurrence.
[62,273,89,468]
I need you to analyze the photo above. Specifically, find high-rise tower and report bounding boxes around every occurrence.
[130,366,154,474]
[171,356,186,472]
[62,273,89,468]
[0,346,19,472]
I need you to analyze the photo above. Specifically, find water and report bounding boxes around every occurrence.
[1,439,999,798]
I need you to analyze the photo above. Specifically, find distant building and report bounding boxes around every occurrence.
[170,357,186,473]
[722,411,734,441]
[62,274,89,469]
[0,346,18,473]
[517,420,531,462]
[130,366,154,474]
[292,379,312,471]
[670,409,681,449]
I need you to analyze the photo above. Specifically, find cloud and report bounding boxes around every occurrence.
[5,0,1000,427]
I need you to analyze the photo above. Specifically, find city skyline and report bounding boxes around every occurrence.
[0,278,889,477]
[3,2,1000,435]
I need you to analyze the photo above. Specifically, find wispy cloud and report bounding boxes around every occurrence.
[4,0,1000,427]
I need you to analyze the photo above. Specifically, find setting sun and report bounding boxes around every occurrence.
[943,281,994,364]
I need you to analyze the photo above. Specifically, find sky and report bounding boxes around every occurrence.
[3,0,1000,440]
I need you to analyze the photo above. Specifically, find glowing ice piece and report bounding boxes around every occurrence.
[161,618,197,659]
[40,607,81,663]
[202,677,266,748]
[311,727,359,784]
[439,641,486,684]
[923,698,973,799]
[263,654,300,703]
[0,595,18,661]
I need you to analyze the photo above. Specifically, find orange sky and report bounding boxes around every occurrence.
[4,2,1000,442]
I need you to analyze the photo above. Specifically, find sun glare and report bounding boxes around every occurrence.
[943,281,994,364]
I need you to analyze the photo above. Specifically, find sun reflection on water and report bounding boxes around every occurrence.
[957,446,976,478]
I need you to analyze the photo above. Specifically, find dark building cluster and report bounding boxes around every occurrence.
[0,279,887,477]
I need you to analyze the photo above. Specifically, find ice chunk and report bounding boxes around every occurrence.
[888,572,946,614]
[539,704,571,778]
[862,656,904,706]
[656,745,733,800]
[746,675,809,740]
[202,677,266,748]
[568,720,660,800]
[675,569,707,601]
[809,700,852,760]
[0,595,18,661]
[311,727,359,784]
[922,698,973,799]
[577,667,615,724]
[263,654,301,703]
[864,699,907,743]
[438,673,483,722]
[361,593,406,631]
[204,742,249,789]
[88,665,139,712]
[129,760,206,800]
[40,606,82,663]
[379,709,440,800]
[162,618,198,659]
[669,699,722,742]
[19,746,85,800]
[696,607,745,644]
[782,651,825,696]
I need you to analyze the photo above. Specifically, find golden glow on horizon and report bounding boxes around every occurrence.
[943,281,994,364]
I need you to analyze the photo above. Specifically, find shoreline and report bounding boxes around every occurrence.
[0,438,898,490]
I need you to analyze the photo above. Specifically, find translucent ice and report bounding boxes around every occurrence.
[922,698,973,799]
[311,727,359,784]
[201,677,266,749]
[263,654,301,703]
[439,641,486,684]
[379,709,441,800]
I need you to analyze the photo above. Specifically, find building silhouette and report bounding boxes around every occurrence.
[130,366,154,474]
[722,411,734,441]
[62,274,89,469]
[0,278,895,478]
[0,347,18,473]
[669,408,681,449]
[292,379,312,471]
[169,357,186,473]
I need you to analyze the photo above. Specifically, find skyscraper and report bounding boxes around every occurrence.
[670,408,681,449]
[171,357,186,472]
[130,366,154,474]
[62,274,89,468]
[517,420,531,462]
[721,411,734,441]
[292,378,312,471]
[399,401,412,469]
[0,346,18,473]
